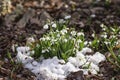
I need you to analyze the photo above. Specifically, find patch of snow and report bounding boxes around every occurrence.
[16,47,106,80]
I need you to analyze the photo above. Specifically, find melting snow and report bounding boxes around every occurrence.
[16,47,106,80]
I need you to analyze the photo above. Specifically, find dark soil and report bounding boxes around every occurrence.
[0,0,120,80]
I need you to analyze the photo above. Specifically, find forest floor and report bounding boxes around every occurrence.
[0,0,120,80]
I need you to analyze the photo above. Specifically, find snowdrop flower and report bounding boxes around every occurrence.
[102,28,106,31]
[43,24,49,29]
[104,41,110,45]
[84,41,88,46]
[64,15,71,19]
[90,14,96,18]
[101,34,107,38]
[65,4,69,8]
[100,24,105,28]
[40,37,46,41]
[71,31,76,36]
[72,38,76,42]
[109,35,116,39]
[88,41,92,45]
[116,41,119,45]
[61,29,67,35]
[11,44,17,52]
[59,19,65,23]
[64,39,68,42]
[81,47,92,54]
[46,36,50,40]
[92,33,95,37]
[52,23,57,28]
[77,39,82,43]
[77,32,84,36]
[26,37,35,44]
[57,34,60,37]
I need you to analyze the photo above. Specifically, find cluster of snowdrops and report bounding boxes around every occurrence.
[16,20,120,80]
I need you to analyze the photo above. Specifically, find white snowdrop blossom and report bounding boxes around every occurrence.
[101,34,107,38]
[92,33,95,37]
[104,41,110,45]
[43,24,49,29]
[40,37,46,41]
[52,23,57,28]
[109,35,116,39]
[64,15,71,19]
[65,4,69,8]
[100,24,105,28]
[90,14,96,18]
[60,29,67,35]
[77,39,82,43]
[84,41,88,46]
[59,19,65,23]
[88,41,92,45]
[57,34,60,37]
[80,47,92,54]
[77,32,84,36]
[42,49,49,53]
[46,36,50,40]
[26,37,35,44]
[71,31,76,36]
[102,27,106,31]
[64,39,68,42]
